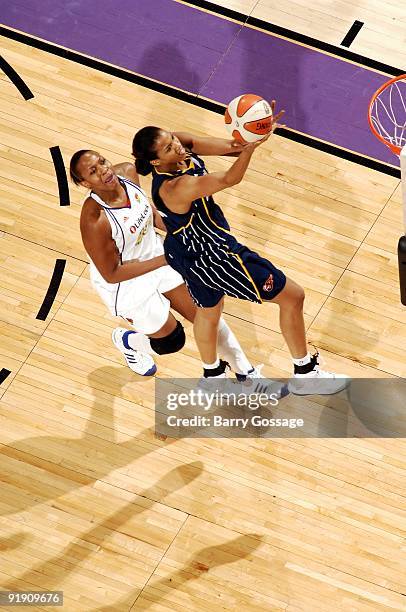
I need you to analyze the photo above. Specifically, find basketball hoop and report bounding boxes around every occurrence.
[368,74,406,156]
[368,74,406,304]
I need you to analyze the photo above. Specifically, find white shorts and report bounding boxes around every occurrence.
[91,264,184,335]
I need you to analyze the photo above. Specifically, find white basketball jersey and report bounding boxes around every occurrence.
[88,176,166,316]
[90,176,159,263]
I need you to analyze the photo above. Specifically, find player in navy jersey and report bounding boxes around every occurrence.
[70,147,280,391]
[132,109,349,394]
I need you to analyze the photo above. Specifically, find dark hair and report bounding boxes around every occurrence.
[132,126,162,175]
[69,149,93,185]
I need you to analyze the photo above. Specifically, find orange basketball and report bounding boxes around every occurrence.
[225,94,273,143]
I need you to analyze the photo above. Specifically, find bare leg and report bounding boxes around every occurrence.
[165,284,252,372]
[193,298,224,364]
[163,284,196,323]
[269,277,307,358]
[269,278,349,394]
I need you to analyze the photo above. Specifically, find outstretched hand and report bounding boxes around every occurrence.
[244,100,285,151]
[270,99,285,129]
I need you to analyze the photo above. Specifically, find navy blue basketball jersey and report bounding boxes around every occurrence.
[151,153,238,253]
[151,152,286,307]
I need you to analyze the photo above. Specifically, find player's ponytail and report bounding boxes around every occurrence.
[132,126,161,176]
[134,158,154,176]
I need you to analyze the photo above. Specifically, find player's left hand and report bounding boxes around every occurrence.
[269,99,286,131]
[230,139,250,151]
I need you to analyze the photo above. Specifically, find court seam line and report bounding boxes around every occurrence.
[339,181,402,289]
[197,22,247,97]
[119,475,406,548]
[129,512,190,610]
[0,26,400,178]
[306,181,401,344]
[5,426,403,556]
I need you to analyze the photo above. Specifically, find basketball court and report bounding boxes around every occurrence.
[0,1,405,610]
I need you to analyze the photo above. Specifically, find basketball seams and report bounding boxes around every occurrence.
[236,93,263,117]
[225,93,273,143]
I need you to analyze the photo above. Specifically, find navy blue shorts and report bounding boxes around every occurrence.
[166,242,287,308]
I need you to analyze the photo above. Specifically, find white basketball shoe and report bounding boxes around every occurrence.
[288,352,350,395]
[112,328,157,376]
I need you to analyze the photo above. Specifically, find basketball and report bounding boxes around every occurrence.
[225,94,273,143]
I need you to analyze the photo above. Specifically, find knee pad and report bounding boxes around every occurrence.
[150,320,186,355]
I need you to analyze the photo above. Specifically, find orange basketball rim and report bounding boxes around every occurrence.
[368,73,406,156]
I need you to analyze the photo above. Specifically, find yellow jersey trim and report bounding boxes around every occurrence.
[172,212,195,234]
[154,157,195,176]
[200,198,231,234]
[230,252,262,303]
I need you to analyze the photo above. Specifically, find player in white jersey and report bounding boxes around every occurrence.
[69,147,283,392]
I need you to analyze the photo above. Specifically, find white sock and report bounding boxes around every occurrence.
[292,353,311,367]
[123,330,156,354]
[217,318,252,375]
[202,358,220,369]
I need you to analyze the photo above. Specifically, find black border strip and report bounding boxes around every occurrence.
[0,53,34,100]
[36,258,66,320]
[341,21,364,48]
[50,146,70,206]
[182,0,405,76]
[276,128,400,177]
[0,26,223,108]
[0,25,400,178]
[0,368,11,385]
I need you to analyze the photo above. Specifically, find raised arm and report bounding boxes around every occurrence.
[161,136,268,214]
[174,100,284,157]
[80,199,166,283]
[174,131,245,156]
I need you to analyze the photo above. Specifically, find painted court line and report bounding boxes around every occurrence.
[0,53,34,100]
[50,146,70,206]
[0,26,400,179]
[36,258,66,320]
[341,21,364,48]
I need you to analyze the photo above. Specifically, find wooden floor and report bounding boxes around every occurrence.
[1,2,406,609]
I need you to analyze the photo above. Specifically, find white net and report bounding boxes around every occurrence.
[369,76,406,154]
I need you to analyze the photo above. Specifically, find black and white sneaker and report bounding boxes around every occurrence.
[288,352,350,395]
